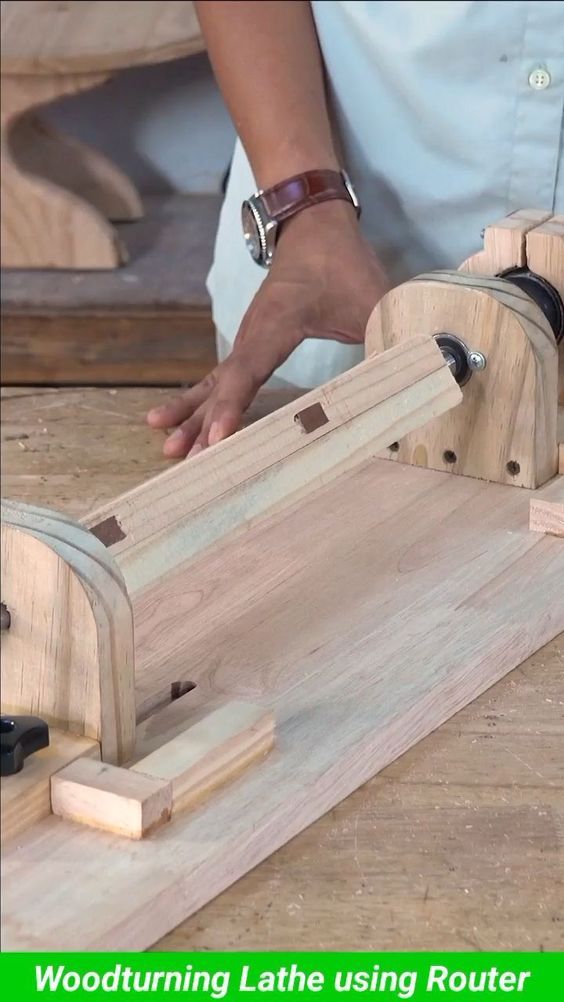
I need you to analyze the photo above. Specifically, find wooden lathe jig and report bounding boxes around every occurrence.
[1,211,563,949]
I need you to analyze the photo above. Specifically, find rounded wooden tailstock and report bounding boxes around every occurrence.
[365,271,559,489]
[0,501,135,763]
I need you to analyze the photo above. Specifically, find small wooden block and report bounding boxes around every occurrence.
[131,702,275,815]
[0,729,99,845]
[459,209,552,273]
[51,758,172,839]
[529,495,564,539]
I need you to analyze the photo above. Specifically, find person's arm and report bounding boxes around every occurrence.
[195,0,340,187]
[148,1,388,457]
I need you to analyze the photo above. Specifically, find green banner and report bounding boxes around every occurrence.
[1,952,562,999]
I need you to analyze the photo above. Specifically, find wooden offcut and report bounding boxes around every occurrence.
[51,758,172,838]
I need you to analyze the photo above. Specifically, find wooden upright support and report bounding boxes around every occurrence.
[366,272,558,489]
[0,501,135,763]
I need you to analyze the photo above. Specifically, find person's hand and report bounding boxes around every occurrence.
[147,199,389,458]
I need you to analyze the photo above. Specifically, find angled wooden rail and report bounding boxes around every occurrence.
[83,335,461,595]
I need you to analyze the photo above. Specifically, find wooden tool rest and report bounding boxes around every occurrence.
[1,210,563,951]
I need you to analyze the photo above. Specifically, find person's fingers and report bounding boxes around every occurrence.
[147,377,216,429]
[207,360,259,446]
[207,400,243,446]
[162,409,205,458]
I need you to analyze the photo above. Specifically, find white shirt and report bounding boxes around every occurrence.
[208,0,564,389]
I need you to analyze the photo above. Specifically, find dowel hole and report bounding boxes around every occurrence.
[506,460,521,476]
[388,442,400,453]
[443,450,457,465]
[0,602,10,631]
[170,681,197,702]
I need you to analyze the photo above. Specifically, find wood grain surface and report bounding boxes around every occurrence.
[1,386,563,951]
[1,1,204,75]
[529,478,564,538]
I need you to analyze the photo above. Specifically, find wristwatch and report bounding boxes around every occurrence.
[241,168,360,268]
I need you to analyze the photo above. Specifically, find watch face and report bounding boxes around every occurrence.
[242,201,264,263]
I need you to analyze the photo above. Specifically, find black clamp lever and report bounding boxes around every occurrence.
[0,715,50,776]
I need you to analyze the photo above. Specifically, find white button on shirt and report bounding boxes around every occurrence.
[529,67,551,90]
[208,1,564,389]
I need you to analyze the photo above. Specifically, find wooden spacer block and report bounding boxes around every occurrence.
[131,702,275,815]
[0,729,100,845]
[51,758,172,839]
[529,479,564,538]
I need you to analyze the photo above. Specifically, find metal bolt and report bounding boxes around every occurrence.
[0,603,11,631]
[468,350,487,371]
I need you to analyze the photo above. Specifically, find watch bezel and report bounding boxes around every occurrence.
[341,169,361,217]
[242,195,278,268]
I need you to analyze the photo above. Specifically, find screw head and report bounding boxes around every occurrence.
[468,350,487,371]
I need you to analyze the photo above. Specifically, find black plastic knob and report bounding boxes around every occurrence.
[0,715,50,776]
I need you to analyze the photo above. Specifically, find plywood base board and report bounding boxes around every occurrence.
[2,458,563,949]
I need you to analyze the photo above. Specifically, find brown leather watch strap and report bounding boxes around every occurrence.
[260,169,357,223]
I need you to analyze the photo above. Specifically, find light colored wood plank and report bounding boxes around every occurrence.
[459,209,552,274]
[0,730,99,845]
[83,335,461,594]
[132,702,275,815]
[51,758,172,839]
[366,271,558,488]
[1,1,204,75]
[3,457,563,950]
[0,503,135,763]
[529,478,564,538]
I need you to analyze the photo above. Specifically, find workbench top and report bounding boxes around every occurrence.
[1,385,562,951]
